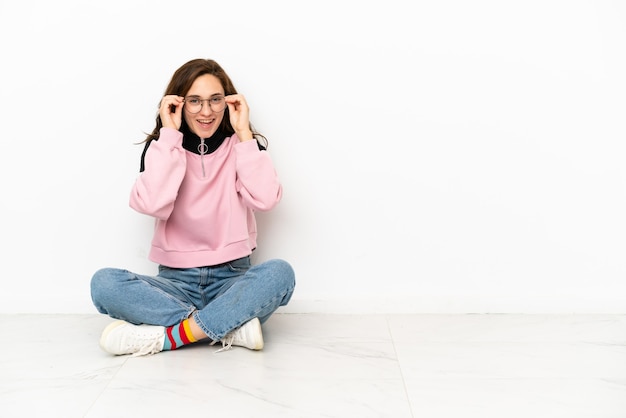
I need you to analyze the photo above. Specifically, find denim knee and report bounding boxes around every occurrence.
[90,267,125,312]
[267,259,296,302]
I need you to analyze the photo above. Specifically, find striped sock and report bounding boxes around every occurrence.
[162,318,197,351]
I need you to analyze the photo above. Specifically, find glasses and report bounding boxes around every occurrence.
[184,95,226,114]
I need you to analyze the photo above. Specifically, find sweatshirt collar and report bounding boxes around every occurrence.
[181,120,227,155]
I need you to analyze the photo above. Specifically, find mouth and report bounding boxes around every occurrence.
[196,118,215,129]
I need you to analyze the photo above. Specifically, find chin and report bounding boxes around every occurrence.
[195,127,217,138]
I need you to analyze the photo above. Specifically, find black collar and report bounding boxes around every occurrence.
[181,120,228,155]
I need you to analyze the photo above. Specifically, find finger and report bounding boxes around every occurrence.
[160,95,183,107]
[160,96,183,114]
[226,100,238,112]
[225,94,247,106]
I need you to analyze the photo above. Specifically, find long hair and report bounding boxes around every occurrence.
[143,59,267,148]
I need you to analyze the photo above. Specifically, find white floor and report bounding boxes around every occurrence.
[1,313,625,417]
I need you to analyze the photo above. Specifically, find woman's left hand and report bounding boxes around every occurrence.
[225,94,253,142]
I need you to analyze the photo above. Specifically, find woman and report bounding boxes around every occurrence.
[91,58,295,356]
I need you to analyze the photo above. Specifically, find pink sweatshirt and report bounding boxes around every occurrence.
[129,127,282,268]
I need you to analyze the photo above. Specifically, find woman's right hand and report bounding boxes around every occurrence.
[159,95,185,130]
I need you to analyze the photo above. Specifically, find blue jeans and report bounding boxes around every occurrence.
[90,256,295,342]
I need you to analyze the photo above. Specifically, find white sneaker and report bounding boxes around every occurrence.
[99,320,165,356]
[214,317,264,352]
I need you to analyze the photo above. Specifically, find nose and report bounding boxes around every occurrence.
[200,99,213,115]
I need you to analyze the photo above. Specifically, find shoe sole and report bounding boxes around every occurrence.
[248,317,264,350]
[99,320,128,352]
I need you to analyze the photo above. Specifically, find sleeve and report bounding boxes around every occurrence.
[129,128,187,220]
[234,138,283,211]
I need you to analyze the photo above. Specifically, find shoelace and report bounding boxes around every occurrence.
[122,328,164,357]
[210,334,235,353]
[131,339,163,357]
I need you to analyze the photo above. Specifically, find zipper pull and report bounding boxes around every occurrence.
[198,138,207,177]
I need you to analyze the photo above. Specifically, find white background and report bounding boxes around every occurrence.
[1,0,625,314]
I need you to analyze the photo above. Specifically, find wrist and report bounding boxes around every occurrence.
[237,129,254,142]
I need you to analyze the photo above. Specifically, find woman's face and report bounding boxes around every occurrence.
[183,74,226,138]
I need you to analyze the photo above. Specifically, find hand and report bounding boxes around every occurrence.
[225,94,253,141]
[159,95,185,130]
